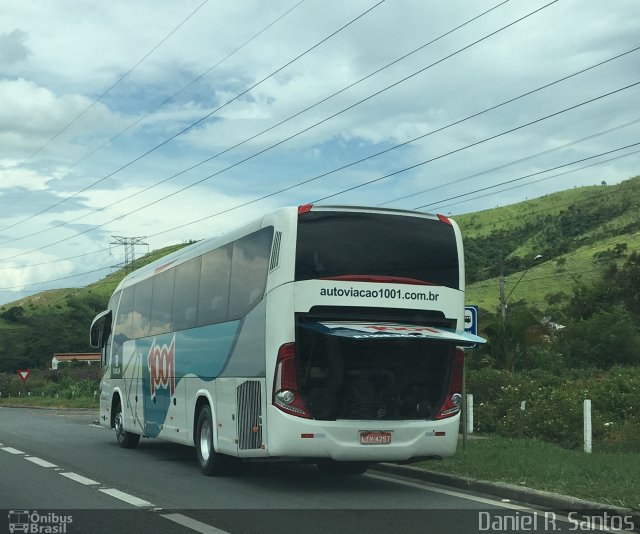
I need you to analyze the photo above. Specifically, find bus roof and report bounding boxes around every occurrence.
[112,205,452,293]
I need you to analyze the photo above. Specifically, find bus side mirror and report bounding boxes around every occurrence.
[90,310,112,348]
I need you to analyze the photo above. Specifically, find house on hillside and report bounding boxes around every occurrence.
[51,353,100,370]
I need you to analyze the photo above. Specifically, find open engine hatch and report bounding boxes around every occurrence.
[300,320,484,346]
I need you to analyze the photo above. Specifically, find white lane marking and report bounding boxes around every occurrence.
[60,472,100,485]
[89,424,104,429]
[25,456,58,468]
[99,488,154,508]
[161,513,231,534]
[1,447,25,455]
[366,474,618,532]
[366,473,533,510]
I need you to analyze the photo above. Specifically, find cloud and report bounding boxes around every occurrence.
[0,29,30,64]
[0,0,638,304]
[0,78,129,161]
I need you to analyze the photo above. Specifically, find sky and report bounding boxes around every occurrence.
[0,0,639,304]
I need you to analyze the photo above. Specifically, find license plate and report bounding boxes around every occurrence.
[359,431,392,445]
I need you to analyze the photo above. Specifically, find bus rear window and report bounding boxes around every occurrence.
[295,211,459,289]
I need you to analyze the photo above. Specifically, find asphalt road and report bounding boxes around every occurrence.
[0,406,625,534]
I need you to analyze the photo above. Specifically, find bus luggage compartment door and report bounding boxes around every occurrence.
[296,321,483,422]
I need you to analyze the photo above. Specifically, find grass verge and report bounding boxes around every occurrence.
[0,396,98,409]
[415,436,639,511]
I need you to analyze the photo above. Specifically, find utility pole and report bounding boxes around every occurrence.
[499,249,506,319]
[111,236,149,271]
[499,253,542,319]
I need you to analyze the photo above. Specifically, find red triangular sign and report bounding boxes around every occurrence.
[17,369,31,383]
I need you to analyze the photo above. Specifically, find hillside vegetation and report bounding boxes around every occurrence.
[2,175,639,457]
[0,243,186,372]
[458,175,640,312]
[0,175,639,373]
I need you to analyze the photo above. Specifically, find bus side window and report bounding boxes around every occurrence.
[197,244,232,326]
[172,257,201,331]
[104,291,121,367]
[228,227,273,319]
[132,278,152,338]
[112,288,134,378]
[114,288,134,345]
[150,269,175,335]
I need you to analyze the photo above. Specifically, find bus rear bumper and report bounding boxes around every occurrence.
[265,407,460,461]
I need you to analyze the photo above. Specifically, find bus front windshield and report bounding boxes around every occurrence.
[295,210,459,289]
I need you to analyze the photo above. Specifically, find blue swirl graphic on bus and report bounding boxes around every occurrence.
[137,320,242,437]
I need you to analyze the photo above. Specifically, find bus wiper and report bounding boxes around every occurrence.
[318,275,435,285]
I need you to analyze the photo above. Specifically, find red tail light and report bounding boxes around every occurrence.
[298,204,313,216]
[272,343,312,418]
[437,214,452,225]
[435,348,464,419]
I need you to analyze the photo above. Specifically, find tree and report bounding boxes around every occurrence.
[554,252,640,369]
[1,306,24,323]
[480,308,546,373]
[554,306,640,368]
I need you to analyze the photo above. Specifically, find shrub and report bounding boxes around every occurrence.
[467,367,640,451]
[0,367,100,400]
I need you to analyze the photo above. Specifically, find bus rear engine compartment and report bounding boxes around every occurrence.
[295,326,454,421]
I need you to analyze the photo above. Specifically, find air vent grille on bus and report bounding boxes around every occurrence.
[269,231,282,271]
[237,381,262,450]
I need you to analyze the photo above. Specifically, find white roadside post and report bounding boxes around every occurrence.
[518,401,526,438]
[584,399,592,454]
[466,394,474,435]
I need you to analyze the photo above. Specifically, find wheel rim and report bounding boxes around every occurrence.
[199,419,211,462]
[115,410,124,440]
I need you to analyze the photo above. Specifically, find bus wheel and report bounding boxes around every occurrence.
[114,399,140,449]
[196,404,235,476]
[316,461,371,475]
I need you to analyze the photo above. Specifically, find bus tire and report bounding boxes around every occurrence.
[196,404,234,476]
[316,460,370,475]
[114,398,140,449]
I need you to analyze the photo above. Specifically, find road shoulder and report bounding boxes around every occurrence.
[373,462,640,530]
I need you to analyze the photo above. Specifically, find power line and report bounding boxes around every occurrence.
[91,0,552,216]
[0,248,112,271]
[378,114,640,208]
[427,148,640,214]
[0,0,209,185]
[413,142,640,210]
[0,78,635,266]
[0,265,113,291]
[0,0,560,246]
[0,0,307,232]
[469,265,624,292]
[0,0,384,237]
[311,82,640,203]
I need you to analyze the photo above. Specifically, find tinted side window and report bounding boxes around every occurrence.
[105,290,121,364]
[197,244,232,326]
[228,227,273,319]
[108,291,121,313]
[150,269,175,335]
[132,278,153,338]
[172,257,201,330]
[114,287,134,340]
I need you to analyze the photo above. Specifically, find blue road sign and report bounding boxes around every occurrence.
[464,306,478,336]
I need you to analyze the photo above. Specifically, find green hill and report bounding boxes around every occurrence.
[458,175,640,313]
[0,174,639,371]
[0,243,186,372]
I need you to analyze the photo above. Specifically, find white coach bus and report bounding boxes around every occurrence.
[90,204,484,475]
